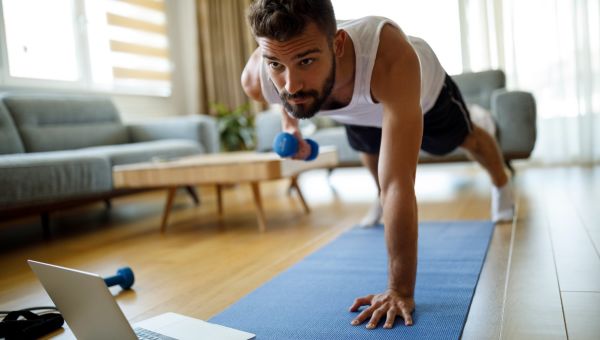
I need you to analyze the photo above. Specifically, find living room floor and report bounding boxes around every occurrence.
[1,163,599,339]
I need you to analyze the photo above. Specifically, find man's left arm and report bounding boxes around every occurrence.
[349,24,423,329]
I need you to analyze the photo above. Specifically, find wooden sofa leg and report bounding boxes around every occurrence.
[505,160,515,176]
[41,212,51,239]
[326,168,339,196]
[104,199,112,210]
[185,186,200,206]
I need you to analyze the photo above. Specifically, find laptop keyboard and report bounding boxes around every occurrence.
[134,327,178,340]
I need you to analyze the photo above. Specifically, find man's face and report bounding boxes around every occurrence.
[258,23,336,119]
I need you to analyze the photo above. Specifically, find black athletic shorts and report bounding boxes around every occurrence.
[344,74,473,156]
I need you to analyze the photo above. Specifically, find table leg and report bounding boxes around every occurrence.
[216,184,223,217]
[185,185,200,206]
[160,188,177,233]
[250,182,267,233]
[290,176,310,214]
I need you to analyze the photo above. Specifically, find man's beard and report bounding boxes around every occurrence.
[278,59,336,120]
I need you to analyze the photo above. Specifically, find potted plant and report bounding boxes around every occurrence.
[212,102,255,152]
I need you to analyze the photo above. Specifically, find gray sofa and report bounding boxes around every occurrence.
[0,93,219,232]
[255,70,537,171]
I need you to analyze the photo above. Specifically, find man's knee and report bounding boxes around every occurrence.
[460,130,478,151]
[359,152,379,166]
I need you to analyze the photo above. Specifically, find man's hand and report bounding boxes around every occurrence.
[288,130,311,160]
[280,107,310,160]
[349,290,415,329]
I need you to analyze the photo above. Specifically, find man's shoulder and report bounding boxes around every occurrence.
[241,48,266,103]
[377,23,413,59]
[370,25,420,104]
[373,24,417,79]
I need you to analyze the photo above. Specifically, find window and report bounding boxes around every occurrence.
[2,0,80,81]
[331,0,463,75]
[0,0,172,96]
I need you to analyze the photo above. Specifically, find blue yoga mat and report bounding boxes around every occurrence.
[211,221,494,339]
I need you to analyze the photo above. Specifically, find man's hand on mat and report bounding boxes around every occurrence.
[349,290,415,329]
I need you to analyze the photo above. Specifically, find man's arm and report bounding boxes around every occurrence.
[280,107,312,160]
[349,24,422,328]
[241,48,266,103]
[378,24,422,303]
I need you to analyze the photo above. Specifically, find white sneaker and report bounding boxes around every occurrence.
[358,198,383,228]
[491,182,515,223]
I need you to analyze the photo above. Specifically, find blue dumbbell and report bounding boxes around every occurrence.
[273,132,319,161]
[104,267,135,290]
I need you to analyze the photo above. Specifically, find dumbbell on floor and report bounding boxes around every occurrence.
[104,267,135,290]
[272,132,319,161]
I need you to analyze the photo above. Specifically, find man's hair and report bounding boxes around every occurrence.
[248,0,337,42]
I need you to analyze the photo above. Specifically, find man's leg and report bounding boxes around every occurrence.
[358,152,383,227]
[460,125,514,222]
[460,125,508,187]
[360,152,381,190]
[423,74,514,223]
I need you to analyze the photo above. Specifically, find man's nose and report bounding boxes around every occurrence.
[284,71,303,95]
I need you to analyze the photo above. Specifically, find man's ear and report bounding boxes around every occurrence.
[333,30,347,57]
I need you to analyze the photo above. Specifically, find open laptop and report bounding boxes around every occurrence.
[28,260,255,340]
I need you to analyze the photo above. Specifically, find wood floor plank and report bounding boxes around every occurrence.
[500,171,567,340]
[543,169,600,292]
[562,292,600,340]
[459,172,509,340]
[564,167,600,259]
[462,221,511,340]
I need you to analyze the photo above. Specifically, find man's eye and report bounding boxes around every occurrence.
[300,58,314,66]
[269,62,283,70]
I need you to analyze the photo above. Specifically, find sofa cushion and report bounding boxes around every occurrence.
[0,152,112,207]
[81,139,203,166]
[452,70,505,110]
[0,100,25,155]
[3,94,129,152]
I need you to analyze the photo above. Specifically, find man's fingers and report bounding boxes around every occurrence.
[383,308,397,329]
[366,306,387,329]
[401,308,414,326]
[348,295,373,312]
[349,293,414,328]
[351,301,380,326]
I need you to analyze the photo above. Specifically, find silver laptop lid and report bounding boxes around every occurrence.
[28,260,137,340]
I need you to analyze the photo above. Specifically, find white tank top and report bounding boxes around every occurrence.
[260,16,447,127]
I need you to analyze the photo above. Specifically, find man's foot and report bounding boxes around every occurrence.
[491,182,515,223]
[358,198,383,228]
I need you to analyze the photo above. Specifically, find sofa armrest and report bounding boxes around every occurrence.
[127,114,220,154]
[192,115,220,154]
[491,90,537,157]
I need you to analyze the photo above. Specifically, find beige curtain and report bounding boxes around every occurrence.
[196,0,263,114]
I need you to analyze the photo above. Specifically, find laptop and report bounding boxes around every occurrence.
[28,260,255,340]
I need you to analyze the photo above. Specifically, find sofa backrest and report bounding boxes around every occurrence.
[452,70,506,110]
[2,94,129,152]
[0,100,25,155]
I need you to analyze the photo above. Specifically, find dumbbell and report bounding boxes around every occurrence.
[104,267,135,290]
[272,132,319,161]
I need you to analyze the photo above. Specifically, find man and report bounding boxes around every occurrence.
[241,0,514,329]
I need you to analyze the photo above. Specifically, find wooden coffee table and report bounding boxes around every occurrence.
[112,147,338,233]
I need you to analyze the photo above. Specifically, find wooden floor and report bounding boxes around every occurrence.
[1,163,599,339]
